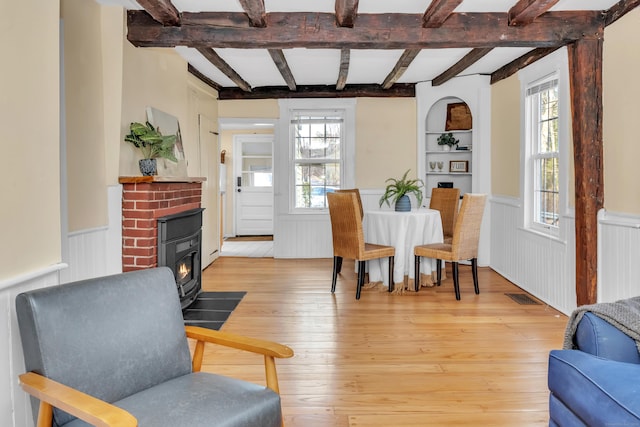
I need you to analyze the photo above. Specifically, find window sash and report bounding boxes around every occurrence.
[291,110,344,209]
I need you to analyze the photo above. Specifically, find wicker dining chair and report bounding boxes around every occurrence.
[336,188,364,219]
[429,187,460,244]
[327,192,395,299]
[414,193,487,300]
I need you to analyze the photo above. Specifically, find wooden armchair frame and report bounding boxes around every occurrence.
[19,326,294,427]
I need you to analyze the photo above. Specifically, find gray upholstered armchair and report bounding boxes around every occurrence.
[15,267,294,427]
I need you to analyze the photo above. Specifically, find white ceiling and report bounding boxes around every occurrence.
[101,0,622,90]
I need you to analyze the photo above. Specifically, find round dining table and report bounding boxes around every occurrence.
[363,208,444,292]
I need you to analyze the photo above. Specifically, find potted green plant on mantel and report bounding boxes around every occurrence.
[379,169,424,212]
[437,132,459,151]
[124,121,177,176]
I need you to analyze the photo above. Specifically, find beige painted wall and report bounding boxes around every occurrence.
[356,98,418,188]
[119,46,191,176]
[603,8,640,214]
[0,0,61,278]
[490,76,521,197]
[489,8,639,215]
[63,0,108,231]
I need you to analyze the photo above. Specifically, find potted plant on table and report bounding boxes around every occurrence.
[379,169,424,212]
[124,121,177,176]
[437,132,459,151]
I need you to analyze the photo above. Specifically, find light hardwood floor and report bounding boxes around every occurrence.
[199,257,568,427]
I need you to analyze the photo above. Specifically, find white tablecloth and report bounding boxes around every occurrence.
[364,208,444,291]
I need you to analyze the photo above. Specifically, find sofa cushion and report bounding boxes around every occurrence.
[575,312,640,363]
[549,350,640,425]
[62,372,282,427]
[16,267,192,426]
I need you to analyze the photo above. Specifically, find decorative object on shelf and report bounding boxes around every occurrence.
[450,160,469,173]
[437,132,459,151]
[379,169,424,212]
[437,161,444,171]
[445,102,472,131]
[125,121,177,176]
[437,182,454,188]
[429,161,436,171]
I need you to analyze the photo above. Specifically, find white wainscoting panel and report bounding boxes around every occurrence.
[0,265,64,427]
[490,196,576,315]
[274,214,334,258]
[60,185,123,284]
[598,210,640,302]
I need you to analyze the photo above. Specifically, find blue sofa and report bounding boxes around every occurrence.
[548,312,640,426]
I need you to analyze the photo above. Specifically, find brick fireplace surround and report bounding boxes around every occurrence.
[119,176,205,272]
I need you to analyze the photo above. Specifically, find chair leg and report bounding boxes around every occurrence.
[388,256,395,293]
[414,256,420,291]
[356,260,366,300]
[471,258,479,294]
[452,262,460,300]
[436,259,442,286]
[331,256,342,293]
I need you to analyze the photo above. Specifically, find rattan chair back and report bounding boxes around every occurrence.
[327,192,365,260]
[429,188,460,241]
[336,188,364,219]
[450,193,487,260]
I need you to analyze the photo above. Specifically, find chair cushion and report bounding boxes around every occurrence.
[16,267,192,426]
[548,350,640,425]
[575,312,640,364]
[62,372,282,427]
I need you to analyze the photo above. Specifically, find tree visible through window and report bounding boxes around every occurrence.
[528,77,559,228]
[291,112,343,209]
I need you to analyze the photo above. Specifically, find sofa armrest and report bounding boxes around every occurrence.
[575,312,640,363]
[185,326,294,393]
[549,350,640,425]
[19,372,137,427]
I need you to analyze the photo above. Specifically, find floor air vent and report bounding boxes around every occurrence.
[505,293,540,305]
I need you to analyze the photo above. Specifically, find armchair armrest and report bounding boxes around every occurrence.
[185,326,294,393]
[19,372,137,427]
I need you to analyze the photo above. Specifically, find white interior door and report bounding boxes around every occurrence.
[199,115,220,267]
[233,134,274,235]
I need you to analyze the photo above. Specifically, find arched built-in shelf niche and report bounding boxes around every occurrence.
[424,97,473,198]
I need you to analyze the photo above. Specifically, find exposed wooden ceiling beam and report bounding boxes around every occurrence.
[127,11,604,49]
[218,84,415,100]
[268,49,296,90]
[508,0,560,26]
[423,0,463,28]
[335,0,359,27]
[490,46,560,84]
[432,48,493,86]
[605,0,640,26]
[187,64,222,91]
[136,0,180,26]
[196,48,252,92]
[336,48,350,90]
[237,0,266,27]
[381,49,421,89]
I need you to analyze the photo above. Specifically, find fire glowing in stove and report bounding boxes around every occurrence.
[178,262,190,281]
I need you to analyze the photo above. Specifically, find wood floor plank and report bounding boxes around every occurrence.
[198,257,567,426]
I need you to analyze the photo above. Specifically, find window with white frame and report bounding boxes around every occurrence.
[290,111,344,209]
[526,75,560,231]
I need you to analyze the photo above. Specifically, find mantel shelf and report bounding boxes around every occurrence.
[119,176,207,184]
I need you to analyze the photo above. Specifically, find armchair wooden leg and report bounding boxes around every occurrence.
[356,260,366,300]
[452,262,460,300]
[471,258,479,294]
[388,256,395,293]
[414,256,420,291]
[436,259,442,286]
[331,256,342,293]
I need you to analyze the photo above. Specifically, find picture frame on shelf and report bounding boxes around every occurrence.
[449,160,469,173]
